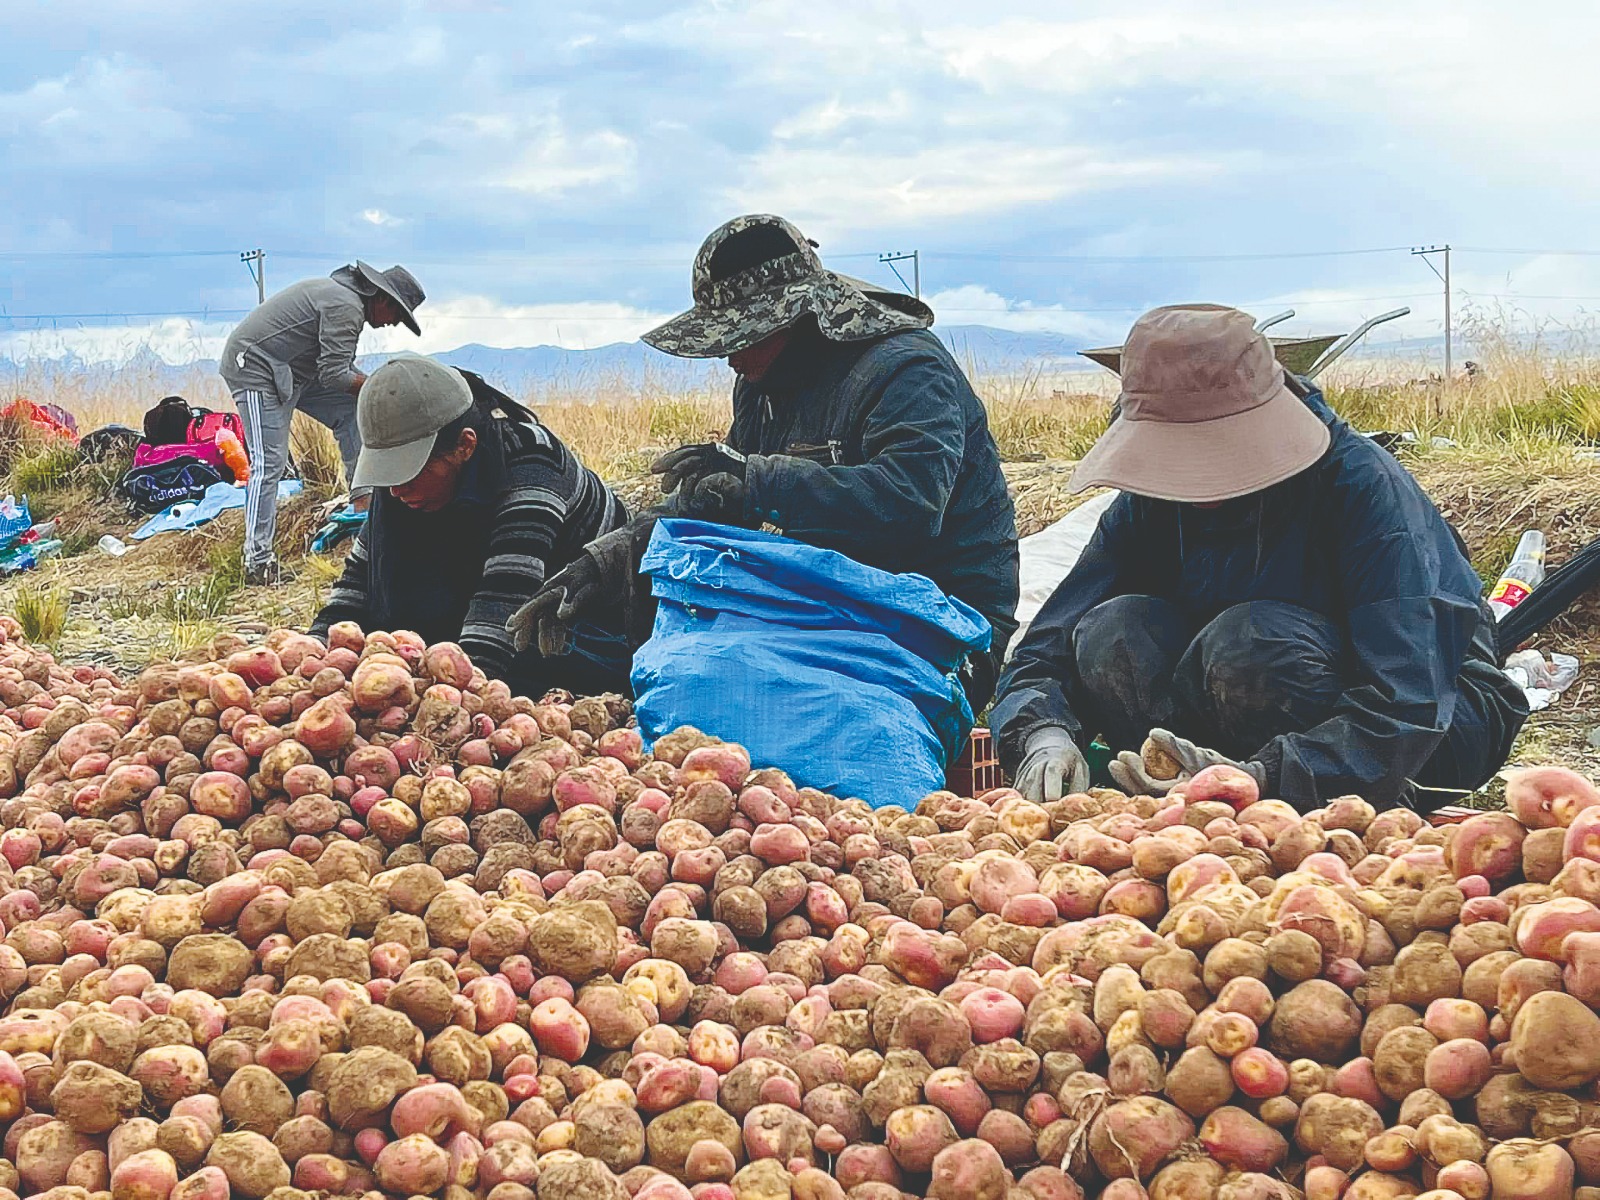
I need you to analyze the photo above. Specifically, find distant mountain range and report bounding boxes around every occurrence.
[5,323,1450,398]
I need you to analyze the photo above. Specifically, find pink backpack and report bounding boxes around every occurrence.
[189,410,246,446]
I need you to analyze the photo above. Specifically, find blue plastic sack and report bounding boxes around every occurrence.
[631,520,991,810]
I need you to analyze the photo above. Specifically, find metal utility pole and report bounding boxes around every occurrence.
[240,249,266,304]
[1411,245,1451,382]
[879,250,919,299]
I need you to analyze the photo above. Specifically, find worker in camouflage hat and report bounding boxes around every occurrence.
[509,214,1021,710]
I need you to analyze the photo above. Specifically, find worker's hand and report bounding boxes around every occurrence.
[1013,727,1090,803]
[506,525,638,656]
[1108,750,1183,797]
[681,472,749,524]
[506,558,599,657]
[349,371,368,396]
[1109,728,1266,797]
[652,443,747,500]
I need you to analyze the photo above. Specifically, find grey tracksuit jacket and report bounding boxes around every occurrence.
[219,267,367,401]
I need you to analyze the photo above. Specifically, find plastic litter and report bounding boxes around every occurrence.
[1504,648,1581,712]
[0,536,61,575]
[1489,529,1547,621]
[97,535,128,557]
[0,496,32,549]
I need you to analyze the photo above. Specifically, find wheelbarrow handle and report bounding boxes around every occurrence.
[1306,307,1411,379]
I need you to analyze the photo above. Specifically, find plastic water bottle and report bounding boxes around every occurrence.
[1489,530,1547,621]
[98,535,128,557]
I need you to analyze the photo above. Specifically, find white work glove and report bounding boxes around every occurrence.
[1109,727,1267,797]
[1013,726,1090,803]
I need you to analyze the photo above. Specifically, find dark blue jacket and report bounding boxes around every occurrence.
[991,386,1527,807]
[727,327,1020,656]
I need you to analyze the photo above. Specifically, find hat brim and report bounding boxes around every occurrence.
[642,271,933,358]
[351,433,435,490]
[355,261,422,335]
[1069,382,1332,503]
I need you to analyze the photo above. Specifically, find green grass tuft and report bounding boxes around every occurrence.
[7,442,81,499]
[13,581,69,647]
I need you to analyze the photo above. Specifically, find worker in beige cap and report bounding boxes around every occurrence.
[992,304,1527,813]
[310,356,630,698]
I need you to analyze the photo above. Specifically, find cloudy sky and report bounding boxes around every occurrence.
[2,0,1599,364]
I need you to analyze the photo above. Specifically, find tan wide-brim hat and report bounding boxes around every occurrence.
[1070,304,1332,503]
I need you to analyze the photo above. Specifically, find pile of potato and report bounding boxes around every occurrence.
[0,614,1598,1200]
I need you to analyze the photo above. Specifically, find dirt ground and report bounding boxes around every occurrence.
[5,450,1598,796]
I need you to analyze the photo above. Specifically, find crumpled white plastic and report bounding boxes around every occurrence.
[1504,649,1581,712]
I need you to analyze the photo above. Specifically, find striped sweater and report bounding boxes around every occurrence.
[311,401,626,686]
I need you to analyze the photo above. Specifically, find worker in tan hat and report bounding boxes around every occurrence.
[991,304,1527,812]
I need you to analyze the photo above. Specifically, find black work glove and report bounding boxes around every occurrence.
[652,443,747,501]
[507,524,640,656]
[1108,727,1267,797]
[681,472,750,524]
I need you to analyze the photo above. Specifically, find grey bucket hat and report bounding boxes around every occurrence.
[643,215,934,358]
[351,357,473,489]
[351,261,426,335]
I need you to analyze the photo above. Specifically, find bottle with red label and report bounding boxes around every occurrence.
[1488,530,1547,621]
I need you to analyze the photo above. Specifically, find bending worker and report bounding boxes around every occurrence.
[992,304,1527,812]
[510,214,1020,707]
[220,261,425,585]
[312,357,631,698]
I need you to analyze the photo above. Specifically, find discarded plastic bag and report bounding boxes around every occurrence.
[1504,649,1582,713]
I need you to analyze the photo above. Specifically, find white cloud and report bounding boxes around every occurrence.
[360,209,402,227]
[426,113,639,196]
[731,142,1251,229]
[927,4,1600,183]
[0,55,193,167]
[928,284,1125,342]
[0,318,234,367]
[0,297,674,368]
[355,294,672,355]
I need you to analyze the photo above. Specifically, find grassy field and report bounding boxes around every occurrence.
[3,343,1599,791]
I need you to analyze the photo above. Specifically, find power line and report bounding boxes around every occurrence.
[0,250,240,261]
[925,246,1416,264]
[1455,247,1600,257]
[0,310,253,321]
[0,244,1448,266]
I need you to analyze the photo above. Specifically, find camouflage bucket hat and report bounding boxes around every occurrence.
[643,215,934,358]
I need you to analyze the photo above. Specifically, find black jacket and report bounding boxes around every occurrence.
[991,386,1528,808]
[727,327,1020,656]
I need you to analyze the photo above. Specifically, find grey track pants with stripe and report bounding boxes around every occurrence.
[231,384,365,569]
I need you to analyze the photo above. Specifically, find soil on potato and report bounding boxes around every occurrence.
[5,453,1598,796]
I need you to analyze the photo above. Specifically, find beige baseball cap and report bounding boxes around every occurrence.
[351,357,473,489]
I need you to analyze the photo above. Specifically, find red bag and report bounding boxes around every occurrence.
[2,398,79,443]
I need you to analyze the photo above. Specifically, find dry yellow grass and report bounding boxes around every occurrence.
[5,325,1598,497]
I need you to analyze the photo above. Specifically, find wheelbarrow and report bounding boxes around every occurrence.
[1082,306,1411,380]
